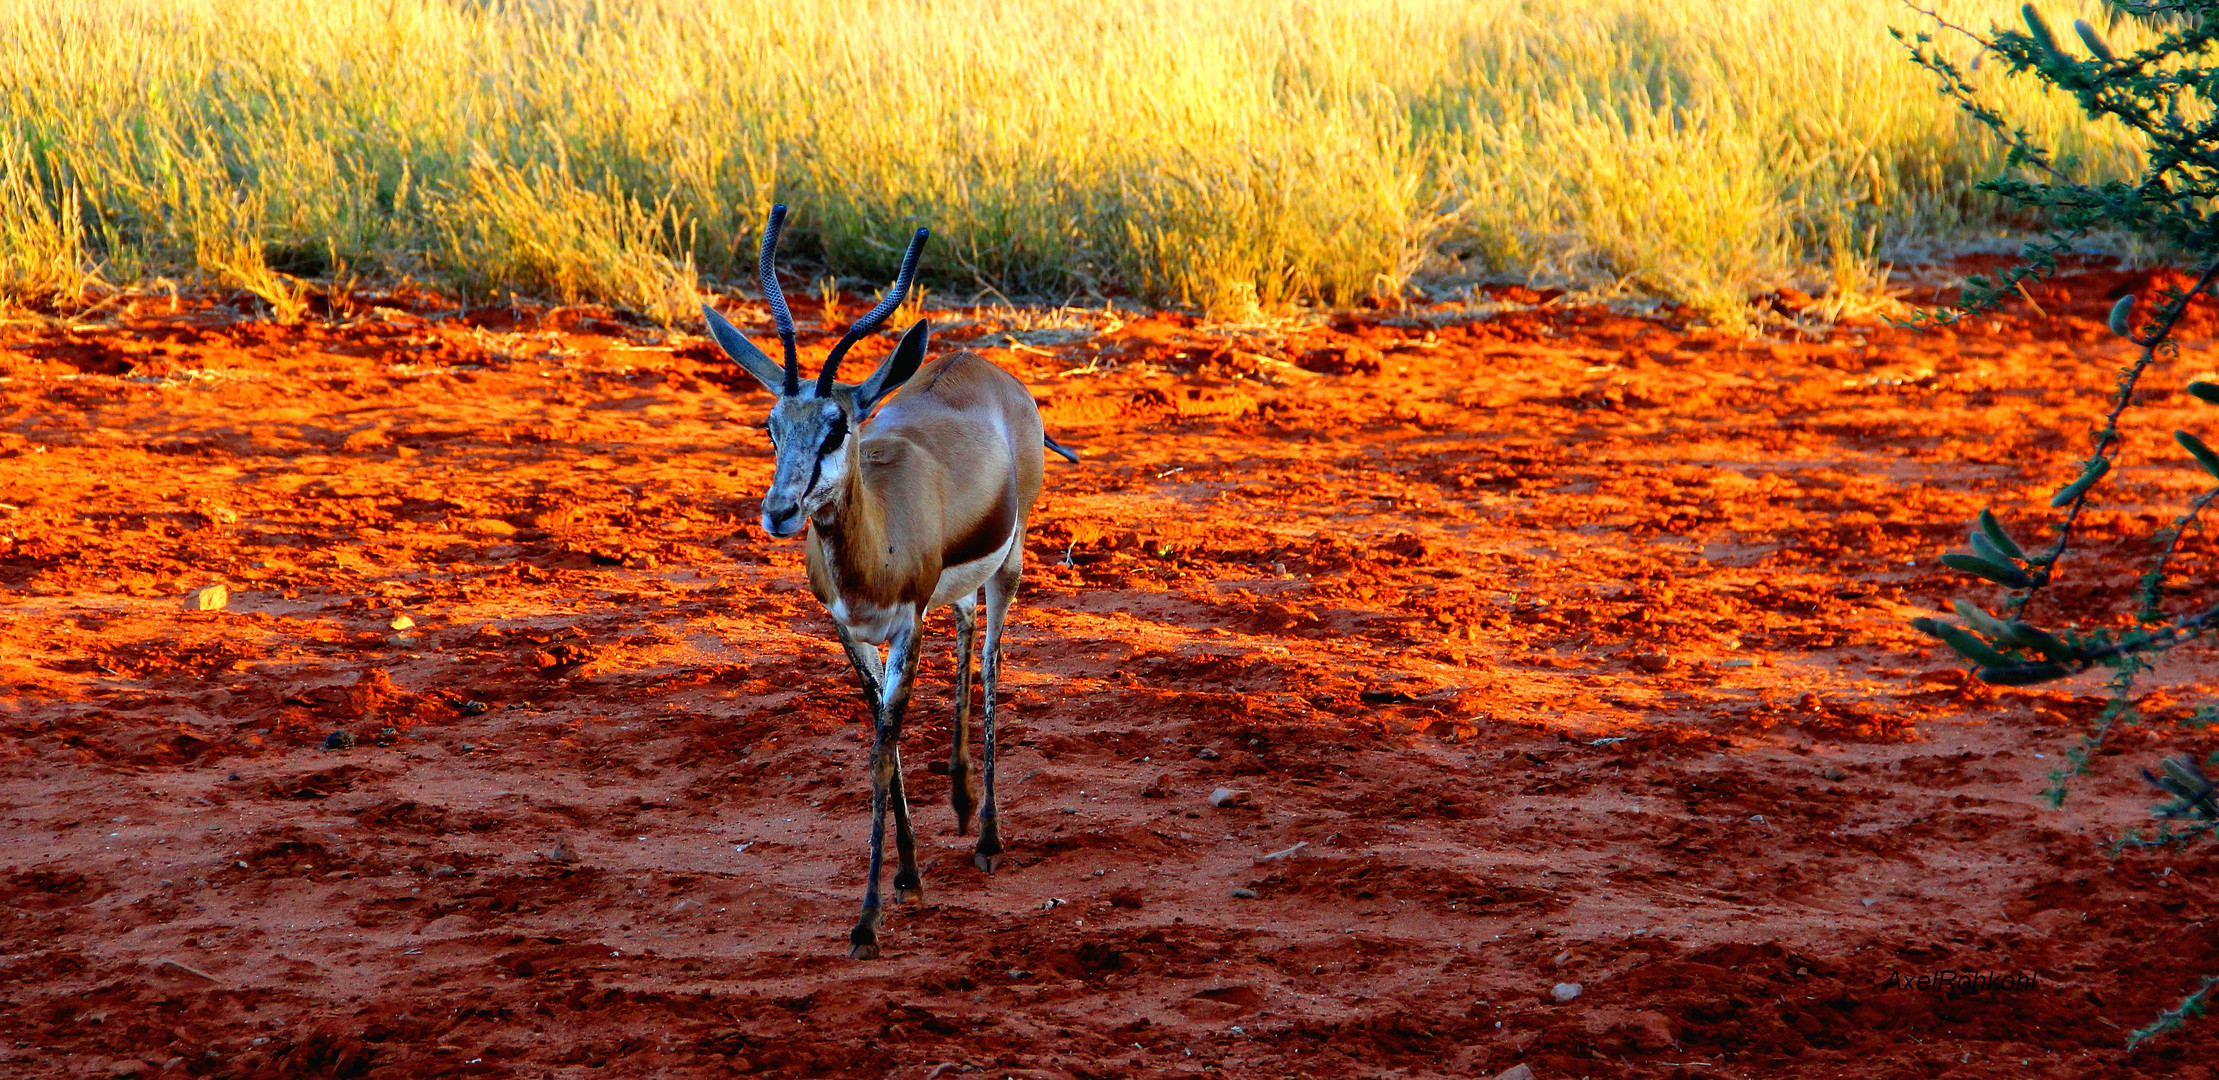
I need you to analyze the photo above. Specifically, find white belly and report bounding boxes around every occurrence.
[927,531,1016,609]
[825,531,1016,645]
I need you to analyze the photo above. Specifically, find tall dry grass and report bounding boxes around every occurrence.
[0,0,2157,322]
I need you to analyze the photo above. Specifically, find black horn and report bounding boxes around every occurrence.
[818,227,929,396]
[759,204,800,396]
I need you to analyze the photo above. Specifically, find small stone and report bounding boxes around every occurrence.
[460,700,491,716]
[1551,981,1581,1003]
[388,614,416,631]
[1209,787,1249,808]
[183,584,229,611]
[1195,747,1220,761]
[152,960,217,985]
[1141,773,1174,799]
[1007,969,1033,980]
[321,730,355,751]
[1230,888,1259,899]
[386,633,419,647]
[1494,1065,1538,1080]
[546,836,578,864]
[1821,765,1847,782]
[1629,650,1672,672]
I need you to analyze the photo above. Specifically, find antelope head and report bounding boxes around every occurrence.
[702,204,931,538]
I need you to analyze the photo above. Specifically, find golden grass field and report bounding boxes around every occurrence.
[0,0,2163,322]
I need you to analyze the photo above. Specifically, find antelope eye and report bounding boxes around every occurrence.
[820,421,846,455]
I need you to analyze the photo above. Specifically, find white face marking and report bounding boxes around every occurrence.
[759,396,852,536]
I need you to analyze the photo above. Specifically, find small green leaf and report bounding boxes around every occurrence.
[2050,456,2110,507]
[1951,599,2013,638]
[2179,430,2219,480]
[1968,531,2017,569]
[1940,552,2033,588]
[2072,18,2114,61]
[2109,295,2135,338]
[1978,662,2070,686]
[1912,617,2014,668]
[1977,509,2025,560]
[2022,5,2058,55]
[2010,624,2075,663]
[2189,381,2219,405]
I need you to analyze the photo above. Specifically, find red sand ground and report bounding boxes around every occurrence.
[5,270,2219,1079]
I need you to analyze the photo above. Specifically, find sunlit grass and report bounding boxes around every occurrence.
[0,0,2155,322]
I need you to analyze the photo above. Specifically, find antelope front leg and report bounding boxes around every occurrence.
[833,623,884,716]
[974,571,1018,873]
[851,610,923,960]
[949,594,981,834]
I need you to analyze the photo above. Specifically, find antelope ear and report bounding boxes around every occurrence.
[854,319,930,416]
[702,303,786,394]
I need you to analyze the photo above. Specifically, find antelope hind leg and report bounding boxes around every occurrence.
[948,593,980,834]
[974,569,1018,873]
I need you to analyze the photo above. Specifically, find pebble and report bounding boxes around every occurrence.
[1494,1065,1537,1080]
[1195,747,1220,761]
[1230,888,1259,899]
[1209,787,1250,808]
[321,730,355,751]
[1822,765,1847,782]
[1551,981,1582,1003]
[388,615,415,631]
[152,960,217,985]
[183,584,228,612]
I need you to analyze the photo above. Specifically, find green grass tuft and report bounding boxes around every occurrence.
[0,0,2158,321]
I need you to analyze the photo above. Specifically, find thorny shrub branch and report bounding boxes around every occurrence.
[1900,0,2219,1051]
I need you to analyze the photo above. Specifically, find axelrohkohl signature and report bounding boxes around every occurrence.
[1881,970,2039,993]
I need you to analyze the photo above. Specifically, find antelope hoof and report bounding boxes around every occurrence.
[894,872,925,904]
[848,917,882,960]
[973,850,1004,873]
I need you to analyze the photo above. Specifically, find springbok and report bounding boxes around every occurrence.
[701,205,1079,959]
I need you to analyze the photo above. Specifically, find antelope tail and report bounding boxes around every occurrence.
[1043,433,1082,464]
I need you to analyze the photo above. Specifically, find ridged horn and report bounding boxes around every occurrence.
[817,227,929,395]
[758,203,799,396]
